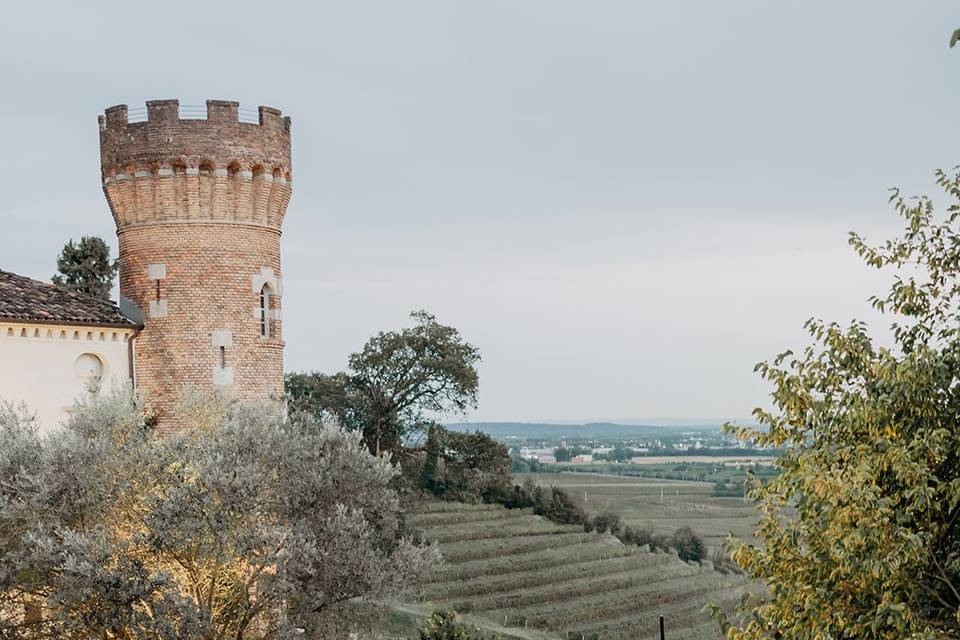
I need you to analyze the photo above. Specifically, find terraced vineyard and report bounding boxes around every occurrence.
[514,472,760,553]
[406,501,749,640]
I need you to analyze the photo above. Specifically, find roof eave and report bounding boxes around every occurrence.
[0,317,141,330]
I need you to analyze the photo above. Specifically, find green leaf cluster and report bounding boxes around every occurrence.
[724,169,960,639]
[419,424,512,503]
[286,310,480,454]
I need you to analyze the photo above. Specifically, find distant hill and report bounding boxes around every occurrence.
[444,421,723,440]
[544,417,739,427]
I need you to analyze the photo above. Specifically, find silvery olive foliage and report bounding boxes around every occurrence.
[719,170,960,639]
[0,388,437,639]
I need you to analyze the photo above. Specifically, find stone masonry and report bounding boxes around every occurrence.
[99,99,292,433]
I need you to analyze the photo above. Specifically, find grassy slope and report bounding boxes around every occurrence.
[388,500,749,640]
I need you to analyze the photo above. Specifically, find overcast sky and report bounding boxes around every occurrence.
[2,2,958,422]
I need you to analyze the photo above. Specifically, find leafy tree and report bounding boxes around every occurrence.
[721,170,960,638]
[285,370,367,433]
[0,388,436,639]
[496,483,541,510]
[509,451,542,473]
[669,526,706,563]
[553,445,590,462]
[419,425,511,502]
[536,486,589,525]
[711,478,744,497]
[51,236,119,300]
[419,423,443,489]
[594,445,637,462]
[287,311,480,454]
[480,480,591,527]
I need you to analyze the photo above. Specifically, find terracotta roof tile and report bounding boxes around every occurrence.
[0,270,137,327]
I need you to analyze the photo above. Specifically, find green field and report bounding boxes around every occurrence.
[514,472,760,552]
[397,499,752,640]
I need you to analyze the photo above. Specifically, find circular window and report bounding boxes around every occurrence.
[74,353,104,384]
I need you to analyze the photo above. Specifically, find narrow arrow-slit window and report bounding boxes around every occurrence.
[260,284,271,337]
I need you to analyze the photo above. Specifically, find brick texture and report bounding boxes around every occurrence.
[99,99,291,433]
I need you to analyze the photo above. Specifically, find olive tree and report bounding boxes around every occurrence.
[0,388,437,639]
[719,170,960,639]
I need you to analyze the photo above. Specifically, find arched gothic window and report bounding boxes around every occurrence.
[260,284,271,337]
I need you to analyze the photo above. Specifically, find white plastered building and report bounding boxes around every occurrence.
[0,270,138,433]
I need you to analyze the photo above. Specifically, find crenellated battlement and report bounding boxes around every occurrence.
[100,99,291,181]
[100,99,291,130]
[99,99,292,233]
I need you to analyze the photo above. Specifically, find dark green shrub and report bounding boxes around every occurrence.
[592,511,622,535]
[583,515,596,533]
[616,524,669,551]
[419,609,500,640]
[536,487,589,525]
[670,526,707,562]
[419,425,511,503]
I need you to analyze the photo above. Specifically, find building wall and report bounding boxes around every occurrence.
[0,322,134,434]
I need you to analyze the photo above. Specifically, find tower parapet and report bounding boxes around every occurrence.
[100,99,292,433]
[99,99,292,231]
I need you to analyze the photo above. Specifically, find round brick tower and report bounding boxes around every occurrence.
[98,99,292,433]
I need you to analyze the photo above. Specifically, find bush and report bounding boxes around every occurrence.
[498,483,535,510]
[711,479,745,497]
[592,511,622,535]
[670,526,708,563]
[509,457,541,473]
[418,609,501,640]
[554,445,590,462]
[0,387,437,639]
[475,478,706,561]
[471,479,591,530]
[617,524,669,552]
[419,425,512,503]
[535,486,590,525]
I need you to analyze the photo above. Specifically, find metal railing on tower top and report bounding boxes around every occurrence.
[121,104,263,124]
